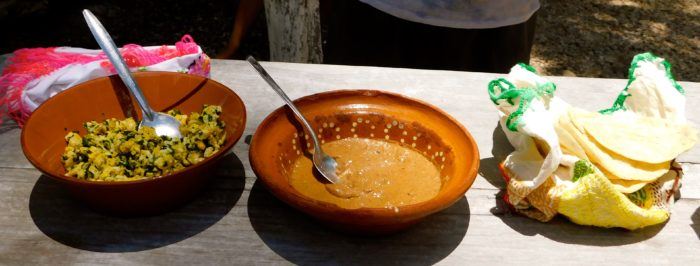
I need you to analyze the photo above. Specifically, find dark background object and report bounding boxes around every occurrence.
[1,0,698,81]
[0,0,269,60]
[320,0,536,73]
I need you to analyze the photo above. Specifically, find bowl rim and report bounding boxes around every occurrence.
[20,71,247,186]
[249,89,480,218]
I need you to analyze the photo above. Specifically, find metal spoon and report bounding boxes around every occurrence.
[82,9,182,139]
[246,56,340,184]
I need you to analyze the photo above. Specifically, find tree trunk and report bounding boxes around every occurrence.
[263,0,323,63]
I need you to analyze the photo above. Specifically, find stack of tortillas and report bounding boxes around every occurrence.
[556,107,697,193]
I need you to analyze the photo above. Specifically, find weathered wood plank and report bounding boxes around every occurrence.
[208,59,700,192]
[2,60,700,265]
[5,59,698,171]
[0,127,31,169]
[0,166,698,265]
[208,60,700,165]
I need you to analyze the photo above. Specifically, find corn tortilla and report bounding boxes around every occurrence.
[582,115,697,164]
[561,109,669,181]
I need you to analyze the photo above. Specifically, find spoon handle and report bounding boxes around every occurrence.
[83,9,156,121]
[246,56,321,151]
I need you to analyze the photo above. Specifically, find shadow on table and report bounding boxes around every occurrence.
[479,122,513,189]
[28,152,246,252]
[0,118,19,134]
[247,181,469,265]
[692,207,700,240]
[490,190,665,246]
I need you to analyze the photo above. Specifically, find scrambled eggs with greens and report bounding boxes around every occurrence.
[61,105,226,181]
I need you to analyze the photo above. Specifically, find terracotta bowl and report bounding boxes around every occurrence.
[21,72,246,215]
[250,90,479,234]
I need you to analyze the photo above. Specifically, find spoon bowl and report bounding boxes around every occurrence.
[140,111,183,139]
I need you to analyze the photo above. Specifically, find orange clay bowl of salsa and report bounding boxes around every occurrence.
[21,72,246,216]
[249,90,479,234]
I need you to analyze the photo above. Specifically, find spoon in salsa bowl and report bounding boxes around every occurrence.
[247,56,340,184]
[82,9,182,139]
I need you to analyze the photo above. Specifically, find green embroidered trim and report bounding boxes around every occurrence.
[599,90,631,114]
[572,160,594,182]
[600,52,684,114]
[626,188,648,207]
[488,65,556,132]
[488,78,516,104]
[518,63,538,74]
[661,58,684,94]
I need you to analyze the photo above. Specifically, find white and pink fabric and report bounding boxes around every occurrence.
[0,35,210,126]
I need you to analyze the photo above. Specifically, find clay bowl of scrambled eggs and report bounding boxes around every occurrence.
[21,72,246,215]
[250,90,479,234]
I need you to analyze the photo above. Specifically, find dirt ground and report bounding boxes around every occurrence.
[1,0,697,81]
[531,0,699,82]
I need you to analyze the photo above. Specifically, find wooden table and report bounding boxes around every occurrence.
[2,60,699,265]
